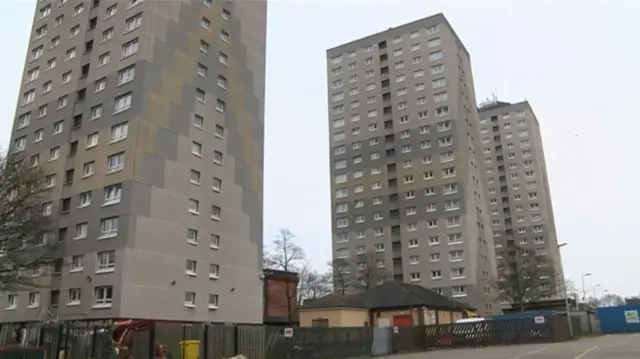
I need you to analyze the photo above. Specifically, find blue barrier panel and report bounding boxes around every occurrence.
[597,306,640,333]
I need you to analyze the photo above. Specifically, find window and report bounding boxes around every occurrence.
[446,215,461,227]
[7,294,17,309]
[452,286,466,296]
[211,205,221,220]
[28,292,40,308]
[122,39,139,57]
[197,63,208,77]
[91,105,103,120]
[117,65,135,84]
[200,40,209,53]
[57,95,69,109]
[208,294,219,309]
[105,4,116,17]
[78,191,91,207]
[222,8,230,20]
[100,217,119,238]
[431,270,442,279]
[429,51,442,61]
[427,38,441,48]
[192,114,204,129]
[209,264,219,279]
[86,132,99,148]
[217,75,227,89]
[104,184,122,205]
[219,51,228,65]
[94,286,113,307]
[410,272,420,281]
[47,58,57,69]
[125,13,142,32]
[17,113,31,129]
[53,120,64,135]
[212,177,222,192]
[110,122,128,142]
[186,260,197,275]
[68,289,81,305]
[97,250,115,271]
[103,28,114,41]
[71,255,84,271]
[114,93,132,113]
[185,292,196,307]
[107,152,125,173]
[95,78,106,92]
[188,199,200,214]
[450,251,464,262]
[213,150,224,165]
[220,30,229,42]
[49,146,60,161]
[430,253,440,262]
[82,161,94,177]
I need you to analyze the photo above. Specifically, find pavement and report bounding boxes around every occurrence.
[387,333,640,359]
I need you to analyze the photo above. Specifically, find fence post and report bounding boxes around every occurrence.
[62,323,69,359]
[53,323,63,359]
[203,324,209,359]
[233,325,239,356]
[90,326,97,358]
[182,324,187,359]
[148,321,156,359]
[38,325,44,347]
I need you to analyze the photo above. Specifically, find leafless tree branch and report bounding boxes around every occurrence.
[497,246,557,312]
[0,151,58,291]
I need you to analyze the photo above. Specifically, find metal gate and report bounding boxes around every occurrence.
[371,328,391,355]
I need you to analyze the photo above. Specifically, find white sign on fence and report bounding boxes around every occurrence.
[624,310,639,324]
[534,316,545,324]
[284,328,294,337]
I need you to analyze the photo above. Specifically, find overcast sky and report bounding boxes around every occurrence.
[2,1,638,297]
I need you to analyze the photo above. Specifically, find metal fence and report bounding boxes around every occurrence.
[0,316,572,359]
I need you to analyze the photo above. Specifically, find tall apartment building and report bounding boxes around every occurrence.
[326,14,499,314]
[477,99,563,295]
[4,0,266,323]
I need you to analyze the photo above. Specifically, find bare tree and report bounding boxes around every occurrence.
[299,269,331,302]
[328,259,351,295]
[351,251,390,292]
[497,246,557,312]
[263,228,307,324]
[0,151,57,291]
[600,293,625,307]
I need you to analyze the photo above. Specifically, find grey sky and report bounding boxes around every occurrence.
[2,1,638,297]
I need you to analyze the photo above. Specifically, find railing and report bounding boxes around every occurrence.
[0,316,572,359]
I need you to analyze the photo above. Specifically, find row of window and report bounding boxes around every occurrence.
[5,288,220,311]
[479,118,528,132]
[328,24,440,64]
[336,215,462,230]
[493,225,545,238]
[331,60,444,94]
[5,286,114,310]
[495,236,546,247]
[331,77,448,114]
[480,110,527,123]
[52,250,116,274]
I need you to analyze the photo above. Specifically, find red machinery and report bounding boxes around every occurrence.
[112,320,167,359]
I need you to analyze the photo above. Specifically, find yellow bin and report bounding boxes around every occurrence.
[179,340,200,359]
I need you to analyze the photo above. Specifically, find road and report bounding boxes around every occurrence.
[388,333,640,359]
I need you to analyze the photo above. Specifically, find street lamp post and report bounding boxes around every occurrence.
[581,273,593,333]
[558,243,573,338]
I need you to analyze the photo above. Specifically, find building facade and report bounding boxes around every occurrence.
[477,100,563,296]
[326,14,499,314]
[4,0,267,323]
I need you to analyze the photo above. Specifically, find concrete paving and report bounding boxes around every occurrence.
[386,333,640,359]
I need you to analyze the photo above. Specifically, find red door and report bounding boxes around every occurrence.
[392,315,413,326]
